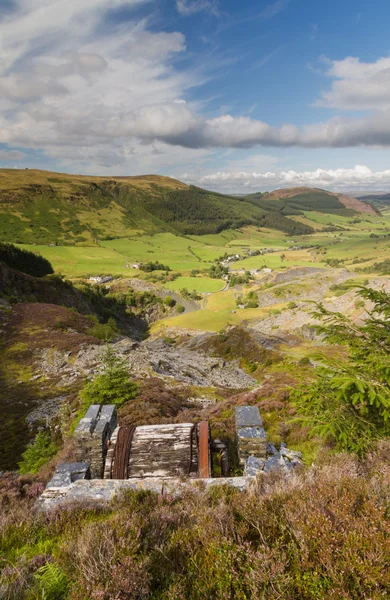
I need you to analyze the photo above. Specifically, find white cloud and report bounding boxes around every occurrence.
[181,165,390,193]
[2,1,390,175]
[316,56,390,110]
[0,0,198,169]
[176,0,219,16]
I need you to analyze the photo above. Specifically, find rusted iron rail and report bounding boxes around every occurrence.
[111,426,136,479]
[198,421,211,478]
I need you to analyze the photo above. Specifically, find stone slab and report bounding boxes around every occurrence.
[47,462,90,488]
[235,406,263,428]
[36,476,256,511]
[74,404,101,435]
[94,405,117,435]
[244,456,265,477]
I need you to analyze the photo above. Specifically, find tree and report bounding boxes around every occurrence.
[292,287,390,455]
[18,431,58,474]
[80,346,137,409]
[0,242,53,277]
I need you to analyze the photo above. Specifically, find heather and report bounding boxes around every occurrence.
[1,443,389,600]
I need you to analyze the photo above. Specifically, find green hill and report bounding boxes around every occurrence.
[244,187,378,217]
[0,171,380,246]
[0,169,314,244]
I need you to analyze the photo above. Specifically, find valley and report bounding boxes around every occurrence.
[1,169,390,465]
[1,169,389,599]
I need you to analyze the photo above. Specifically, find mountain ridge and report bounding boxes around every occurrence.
[244,186,377,216]
[0,169,377,244]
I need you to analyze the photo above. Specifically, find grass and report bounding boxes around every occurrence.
[16,244,134,278]
[234,249,318,270]
[204,290,237,311]
[152,304,284,333]
[101,233,214,272]
[164,276,225,293]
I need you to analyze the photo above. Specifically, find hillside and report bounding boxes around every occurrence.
[358,192,390,202]
[0,170,378,245]
[244,186,378,216]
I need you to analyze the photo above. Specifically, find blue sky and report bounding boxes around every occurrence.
[1,0,390,192]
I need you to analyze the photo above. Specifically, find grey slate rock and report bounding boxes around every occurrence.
[36,476,256,510]
[264,454,285,472]
[244,456,265,476]
[235,406,263,428]
[47,462,90,488]
[237,426,266,440]
[266,443,278,456]
[280,446,303,461]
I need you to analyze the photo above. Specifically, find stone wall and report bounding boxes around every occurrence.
[74,404,117,478]
[235,406,267,465]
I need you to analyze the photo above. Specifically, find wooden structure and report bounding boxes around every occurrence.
[104,421,211,480]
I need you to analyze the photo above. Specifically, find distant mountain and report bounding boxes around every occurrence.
[358,192,390,203]
[244,187,378,216]
[0,171,378,245]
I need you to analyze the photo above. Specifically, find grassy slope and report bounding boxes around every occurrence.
[0,169,187,244]
[0,169,311,244]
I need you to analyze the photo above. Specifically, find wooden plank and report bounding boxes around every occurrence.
[128,423,195,478]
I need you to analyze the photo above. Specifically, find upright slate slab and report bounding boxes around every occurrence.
[74,405,117,478]
[235,406,263,428]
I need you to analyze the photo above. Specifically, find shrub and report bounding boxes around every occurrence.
[245,301,259,309]
[18,432,58,474]
[86,317,119,341]
[354,299,365,309]
[1,444,390,600]
[79,346,137,409]
[164,296,176,307]
[139,261,171,272]
[176,304,185,313]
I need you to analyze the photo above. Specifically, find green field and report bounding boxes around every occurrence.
[152,303,284,333]
[16,209,390,279]
[164,276,226,293]
[15,244,135,277]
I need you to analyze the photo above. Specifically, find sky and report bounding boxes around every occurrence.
[1,0,390,193]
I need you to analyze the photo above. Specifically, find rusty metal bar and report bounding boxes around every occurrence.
[198,421,210,478]
[111,426,136,479]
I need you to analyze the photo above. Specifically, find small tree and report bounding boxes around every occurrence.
[292,287,390,455]
[19,431,58,474]
[80,346,137,409]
